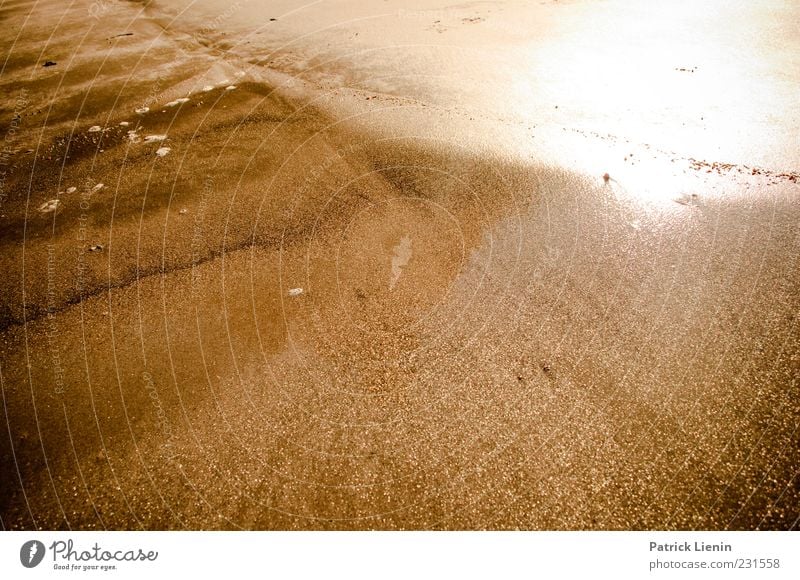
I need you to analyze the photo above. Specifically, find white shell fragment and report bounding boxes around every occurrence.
[88,244,104,252]
[225,85,237,91]
[143,134,167,143]
[38,199,61,213]
[288,288,303,297]
[66,186,77,194]
[119,121,130,127]
[91,183,105,193]
[155,147,171,157]
[88,125,102,132]
[135,107,149,114]
[165,97,190,107]
[202,85,214,92]
[673,192,701,206]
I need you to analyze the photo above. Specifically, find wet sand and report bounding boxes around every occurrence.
[0,0,798,530]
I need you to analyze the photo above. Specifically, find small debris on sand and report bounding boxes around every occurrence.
[202,85,214,92]
[38,199,60,213]
[155,147,171,157]
[127,130,140,143]
[225,85,237,91]
[66,186,77,194]
[603,172,610,182]
[43,60,56,67]
[143,134,167,143]
[88,125,102,132]
[165,97,190,107]
[91,183,105,193]
[88,244,104,252]
[135,107,149,114]
[673,192,700,206]
[288,288,303,297]
[119,121,130,127]
[179,208,188,215]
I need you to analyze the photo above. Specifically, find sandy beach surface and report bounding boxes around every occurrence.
[0,0,797,529]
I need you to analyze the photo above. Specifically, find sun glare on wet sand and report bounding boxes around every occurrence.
[504,0,799,203]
